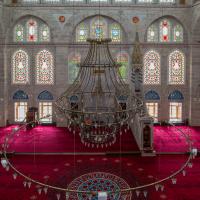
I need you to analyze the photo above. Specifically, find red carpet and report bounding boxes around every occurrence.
[0,125,139,153]
[154,126,200,152]
[0,155,199,200]
[0,125,200,199]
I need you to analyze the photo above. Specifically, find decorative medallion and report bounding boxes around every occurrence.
[67,172,132,200]
[132,17,140,24]
[59,16,65,23]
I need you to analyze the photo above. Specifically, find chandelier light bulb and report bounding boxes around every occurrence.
[1,158,8,168]
[13,173,18,180]
[188,162,193,168]
[37,188,42,195]
[171,178,177,185]
[160,185,164,192]
[28,181,32,188]
[155,184,159,191]
[182,170,186,176]
[143,190,148,198]
[5,165,10,171]
[23,181,27,188]
[136,190,140,197]
[56,193,61,200]
[43,187,48,194]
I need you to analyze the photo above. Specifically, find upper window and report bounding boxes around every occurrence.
[147,18,183,43]
[110,23,121,42]
[68,53,81,84]
[36,50,54,85]
[91,17,107,39]
[76,23,88,42]
[169,50,185,85]
[14,17,50,43]
[12,49,29,84]
[76,16,122,43]
[143,50,160,85]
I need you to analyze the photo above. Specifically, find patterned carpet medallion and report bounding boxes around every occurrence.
[67,172,132,200]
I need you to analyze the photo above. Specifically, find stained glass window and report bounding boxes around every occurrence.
[146,102,158,122]
[173,24,183,42]
[160,19,171,42]
[169,50,185,85]
[27,19,38,42]
[144,50,160,85]
[12,50,29,84]
[14,25,24,42]
[91,17,107,39]
[138,0,153,2]
[110,23,121,42]
[36,50,54,84]
[116,52,129,81]
[40,24,50,42]
[147,25,158,42]
[160,0,174,2]
[76,23,88,42]
[68,53,81,83]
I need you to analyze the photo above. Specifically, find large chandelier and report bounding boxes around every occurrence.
[55,38,144,148]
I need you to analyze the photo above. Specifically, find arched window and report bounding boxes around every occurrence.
[91,17,107,39]
[169,50,185,85]
[12,49,29,84]
[147,25,158,42]
[14,17,50,43]
[13,90,29,100]
[143,50,160,85]
[110,23,121,42]
[38,90,53,100]
[76,23,88,42]
[68,53,81,83]
[145,90,160,100]
[36,50,54,84]
[116,52,129,81]
[14,24,24,42]
[173,24,183,42]
[160,19,171,42]
[40,24,50,42]
[147,18,183,43]
[26,19,38,42]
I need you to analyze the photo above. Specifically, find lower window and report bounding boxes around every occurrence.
[14,102,28,122]
[39,102,52,123]
[146,102,158,122]
[169,102,182,122]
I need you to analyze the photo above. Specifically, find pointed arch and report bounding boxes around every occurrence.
[13,90,29,100]
[143,50,160,85]
[38,91,53,100]
[36,49,54,84]
[168,50,185,85]
[91,16,107,39]
[168,90,184,101]
[26,18,38,42]
[12,49,29,84]
[145,90,160,100]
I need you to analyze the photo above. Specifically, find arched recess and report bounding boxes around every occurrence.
[13,90,29,100]
[73,15,127,43]
[168,90,184,101]
[38,90,53,101]
[145,15,187,43]
[7,15,52,43]
[145,90,160,101]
